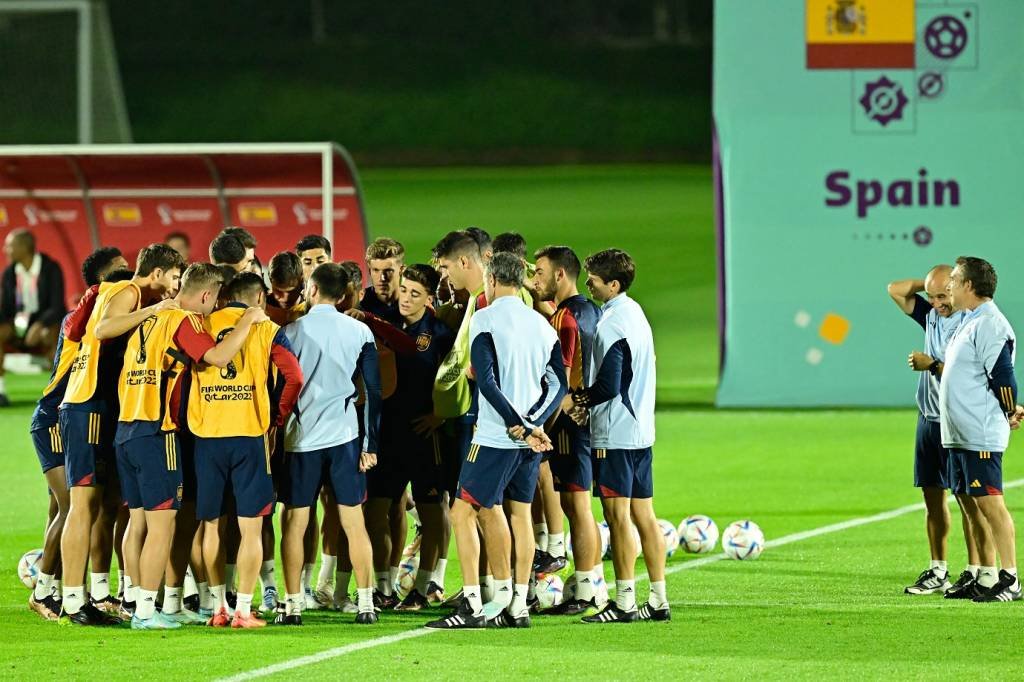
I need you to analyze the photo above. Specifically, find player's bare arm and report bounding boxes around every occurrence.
[886,278,925,315]
[95,287,176,339]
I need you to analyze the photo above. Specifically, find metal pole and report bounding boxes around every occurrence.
[77,1,92,143]
[322,146,333,246]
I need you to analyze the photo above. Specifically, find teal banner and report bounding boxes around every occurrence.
[714,0,1024,407]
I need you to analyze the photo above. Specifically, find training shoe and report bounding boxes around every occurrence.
[440,588,464,608]
[395,589,429,611]
[486,609,531,629]
[373,590,400,610]
[207,607,231,627]
[945,571,983,600]
[163,609,207,625]
[29,594,61,621]
[89,595,121,616]
[355,610,379,625]
[231,611,268,629]
[527,595,542,614]
[60,603,122,626]
[532,551,568,576]
[314,583,334,607]
[972,571,1023,603]
[581,601,639,624]
[131,611,182,630]
[262,586,279,612]
[424,598,485,629]
[543,598,598,617]
[637,603,671,621]
[904,568,951,595]
[303,587,323,611]
[334,595,359,613]
[273,612,303,626]
[183,593,200,613]
[425,581,445,606]
[118,600,136,621]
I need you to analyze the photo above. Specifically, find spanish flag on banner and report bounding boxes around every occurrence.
[806,0,915,69]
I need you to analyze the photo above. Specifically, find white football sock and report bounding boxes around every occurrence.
[52,579,62,599]
[34,572,54,601]
[63,587,84,615]
[123,574,137,604]
[490,578,513,610]
[432,558,447,587]
[90,572,110,601]
[357,587,374,614]
[285,592,302,616]
[616,579,636,611]
[414,569,432,595]
[648,580,668,609]
[548,533,566,559]
[376,571,392,596]
[930,560,947,576]
[978,567,998,588]
[136,589,158,620]
[163,586,182,614]
[198,581,212,610]
[464,585,483,616]
[225,564,237,591]
[534,523,549,552]
[235,593,253,618]
[210,584,227,611]
[260,561,277,591]
[388,565,400,592]
[481,574,495,602]
[967,564,980,577]
[510,584,529,618]
[301,563,314,591]
[183,566,198,598]
[575,570,595,602]
[317,554,336,588]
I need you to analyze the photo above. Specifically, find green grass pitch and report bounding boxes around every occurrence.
[2,165,1022,679]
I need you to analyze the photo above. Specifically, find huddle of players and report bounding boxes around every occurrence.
[27,224,669,630]
[889,256,1022,602]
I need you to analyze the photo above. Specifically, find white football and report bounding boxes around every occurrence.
[657,519,680,557]
[397,554,418,597]
[678,515,719,554]
[598,521,612,560]
[18,549,43,589]
[722,520,765,560]
[536,573,564,609]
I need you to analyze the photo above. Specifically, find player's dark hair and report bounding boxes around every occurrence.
[269,251,302,287]
[465,226,492,254]
[402,264,440,295]
[216,264,238,292]
[365,237,405,263]
[81,246,123,286]
[492,232,526,259]
[179,262,224,296]
[339,260,363,290]
[164,231,190,246]
[103,268,134,284]
[296,234,332,257]
[955,256,997,298]
[432,230,481,262]
[136,243,185,277]
[584,248,636,292]
[221,226,257,249]
[486,252,525,288]
[250,256,263,276]
[225,271,266,304]
[534,245,581,280]
[209,234,246,266]
[310,263,350,301]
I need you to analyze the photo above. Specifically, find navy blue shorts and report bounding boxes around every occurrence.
[593,447,654,499]
[548,414,593,494]
[280,438,366,508]
[439,415,475,500]
[60,404,116,488]
[914,415,949,489]
[116,432,183,511]
[457,444,539,509]
[948,449,1003,496]
[368,427,444,504]
[195,435,273,520]
[31,425,65,474]
[177,429,197,502]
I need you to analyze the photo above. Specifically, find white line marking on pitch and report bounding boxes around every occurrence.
[220,477,1024,681]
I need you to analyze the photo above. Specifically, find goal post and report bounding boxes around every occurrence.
[0,0,131,144]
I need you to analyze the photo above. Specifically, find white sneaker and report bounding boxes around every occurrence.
[303,587,324,611]
[333,594,359,613]
[314,582,334,606]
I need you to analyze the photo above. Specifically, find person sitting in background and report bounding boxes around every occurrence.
[165,232,191,263]
[0,229,67,406]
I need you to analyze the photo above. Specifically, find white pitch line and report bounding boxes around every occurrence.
[220,477,1024,681]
